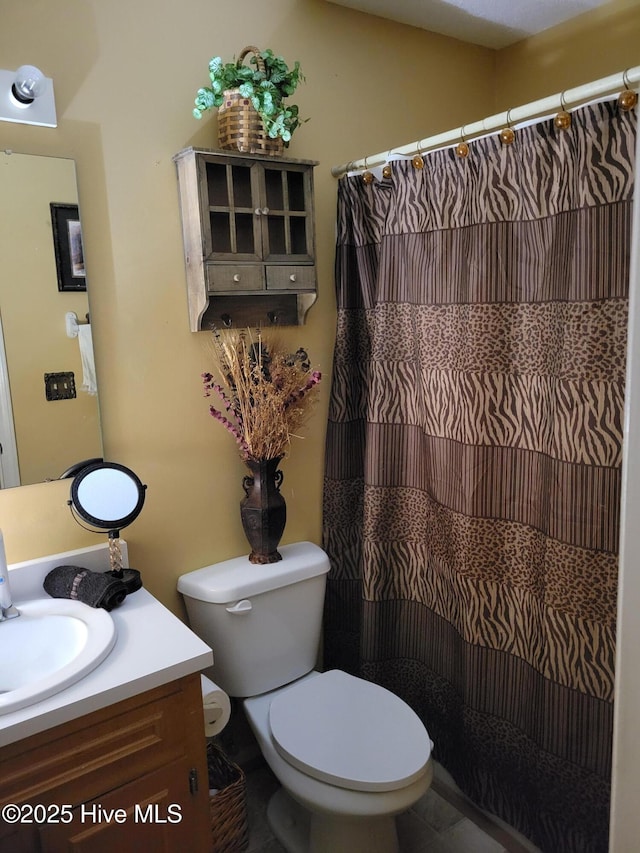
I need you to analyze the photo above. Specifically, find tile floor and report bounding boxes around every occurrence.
[242,759,540,853]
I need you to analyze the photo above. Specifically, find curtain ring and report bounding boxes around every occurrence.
[382,150,393,179]
[500,109,515,145]
[554,92,572,130]
[412,140,425,170]
[619,69,638,111]
[362,155,374,184]
[456,125,470,158]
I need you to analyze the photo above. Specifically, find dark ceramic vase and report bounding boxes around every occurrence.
[240,457,286,564]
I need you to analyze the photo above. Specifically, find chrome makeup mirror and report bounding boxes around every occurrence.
[68,461,146,593]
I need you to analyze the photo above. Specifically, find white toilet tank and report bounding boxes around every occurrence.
[177,541,331,697]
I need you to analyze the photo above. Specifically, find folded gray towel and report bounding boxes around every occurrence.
[43,565,127,611]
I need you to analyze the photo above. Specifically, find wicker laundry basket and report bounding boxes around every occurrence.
[217,46,284,156]
[207,741,249,852]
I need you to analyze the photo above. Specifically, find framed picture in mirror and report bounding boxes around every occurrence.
[50,202,86,291]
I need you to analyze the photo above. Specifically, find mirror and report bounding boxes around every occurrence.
[68,461,146,593]
[70,462,146,530]
[0,151,102,488]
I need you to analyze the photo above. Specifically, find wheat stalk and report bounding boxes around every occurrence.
[202,328,321,462]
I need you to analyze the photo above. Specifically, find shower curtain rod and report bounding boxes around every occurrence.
[330,66,640,178]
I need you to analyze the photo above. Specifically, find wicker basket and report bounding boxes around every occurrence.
[217,46,284,156]
[207,742,249,853]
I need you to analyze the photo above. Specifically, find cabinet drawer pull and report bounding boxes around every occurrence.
[289,274,297,282]
[233,274,241,282]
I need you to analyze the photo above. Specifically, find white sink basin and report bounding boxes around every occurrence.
[0,598,116,715]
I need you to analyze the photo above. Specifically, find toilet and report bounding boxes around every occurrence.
[178,541,433,853]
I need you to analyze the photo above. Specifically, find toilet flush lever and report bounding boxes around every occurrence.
[226,599,252,615]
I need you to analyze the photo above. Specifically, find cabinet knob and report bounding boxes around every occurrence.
[233,274,241,282]
[262,207,270,215]
[254,208,262,216]
[289,274,297,282]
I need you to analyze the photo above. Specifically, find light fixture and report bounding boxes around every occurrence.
[0,64,57,127]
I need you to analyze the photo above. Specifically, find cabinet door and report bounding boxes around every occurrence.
[0,676,210,853]
[199,157,262,262]
[259,164,314,263]
[39,758,209,853]
[0,825,41,853]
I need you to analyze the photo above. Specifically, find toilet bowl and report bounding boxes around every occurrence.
[177,542,434,853]
[244,670,433,853]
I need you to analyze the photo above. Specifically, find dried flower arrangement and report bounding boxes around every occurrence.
[202,329,321,462]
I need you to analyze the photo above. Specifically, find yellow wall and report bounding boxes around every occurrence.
[494,0,640,108]
[1,1,639,843]
[0,0,638,616]
[0,0,495,610]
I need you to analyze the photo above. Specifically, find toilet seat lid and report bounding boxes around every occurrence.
[268,670,431,792]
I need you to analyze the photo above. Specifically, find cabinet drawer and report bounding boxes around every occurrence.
[206,264,264,293]
[266,265,315,291]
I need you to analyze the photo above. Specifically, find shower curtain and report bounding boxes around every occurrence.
[323,101,636,853]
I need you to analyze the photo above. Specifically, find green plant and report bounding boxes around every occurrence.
[193,48,305,145]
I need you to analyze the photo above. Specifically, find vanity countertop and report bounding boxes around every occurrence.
[0,542,213,748]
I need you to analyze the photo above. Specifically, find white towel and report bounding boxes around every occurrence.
[78,324,97,395]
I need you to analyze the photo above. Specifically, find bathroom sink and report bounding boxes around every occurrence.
[0,598,116,715]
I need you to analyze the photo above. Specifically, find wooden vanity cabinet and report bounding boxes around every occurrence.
[174,147,317,331]
[0,673,212,853]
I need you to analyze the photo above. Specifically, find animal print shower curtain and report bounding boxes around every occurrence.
[323,101,636,853]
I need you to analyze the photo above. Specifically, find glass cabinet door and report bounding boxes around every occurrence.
[202,160,262,260]
[260,166,314,262]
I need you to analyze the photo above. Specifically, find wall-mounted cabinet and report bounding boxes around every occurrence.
[173,147,318,331]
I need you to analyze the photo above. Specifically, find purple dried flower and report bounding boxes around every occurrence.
[202,330,321,461]
[284,370,322,408]
[208,406,250,457]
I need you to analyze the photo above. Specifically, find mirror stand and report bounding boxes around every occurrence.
[68,461,147,594]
